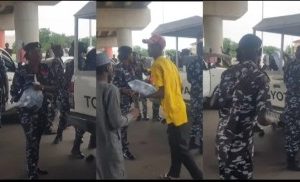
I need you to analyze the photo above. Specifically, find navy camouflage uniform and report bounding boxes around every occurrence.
[216,60,270,179]
[0,58,7,127]
[282,60,300,158]
[187,57,203,149]
[44,58,65,133]
[10,63,56,179]
[113,63,135,153]
[49,57,67,138]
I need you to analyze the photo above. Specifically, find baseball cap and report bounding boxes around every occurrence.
[96,53,111,67]
[142,33,166,50]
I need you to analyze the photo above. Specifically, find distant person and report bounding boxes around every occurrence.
[85,48,96,70]
[143,34,203,179]
[4,43,13,56]
[112,54,118,64]
[96,53,139,179]
[269,54,279,71]
[262,55,270,71]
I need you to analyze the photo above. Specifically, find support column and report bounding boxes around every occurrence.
[0,30,4,48]
[14,2,39,51]
[175,36,178,66]
[116,28,132,47]
[203,16,223,54]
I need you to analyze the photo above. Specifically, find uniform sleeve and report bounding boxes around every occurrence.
[218,70,231,117]
[105,86,128,130]
[256,75,271,115]
[150,64,164,89]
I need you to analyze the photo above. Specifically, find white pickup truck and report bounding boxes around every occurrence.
[66,1,96,135]
[180,57,226,108]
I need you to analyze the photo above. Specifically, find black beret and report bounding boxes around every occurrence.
[24,42,41,53]
[238,34,262,50]
[118,46,132,55]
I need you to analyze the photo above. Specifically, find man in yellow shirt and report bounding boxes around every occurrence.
[142,34,203,180]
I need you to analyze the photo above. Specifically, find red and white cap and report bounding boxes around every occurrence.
[142,33,166,50]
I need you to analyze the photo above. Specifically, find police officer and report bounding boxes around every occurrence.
[0,53,8,128]
[65,41,88,159]
[113,46,136,160]
[187,42,203,153]
[282,45,300,171]
[216,34,272,179]
[50,44,68,144]
[10,42,57,179]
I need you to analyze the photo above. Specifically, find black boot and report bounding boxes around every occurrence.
[287,153,300,171]
[71,138,85,159]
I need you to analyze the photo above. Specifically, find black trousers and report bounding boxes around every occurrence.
[167,123,203,179]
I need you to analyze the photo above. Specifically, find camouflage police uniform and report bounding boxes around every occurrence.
[0,58,6,127]
[113,62,135,154]
[216,60,270,179]
[186,57,203,149]
[43,57,65,133]
[49,57,67,139]
[282,60,300,158]
[10,63,56,179]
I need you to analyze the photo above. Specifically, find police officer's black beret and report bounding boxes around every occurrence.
[24,42,41,53]
[238,34,262,50]
[118,46,132,55]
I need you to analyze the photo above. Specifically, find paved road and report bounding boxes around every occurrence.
[125,120,203,179]
[0,113,95,180]
[203,109,300,180]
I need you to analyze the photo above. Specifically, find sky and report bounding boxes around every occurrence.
[131,1,203,50]
[223,1,300,50]
[6,1,96,39]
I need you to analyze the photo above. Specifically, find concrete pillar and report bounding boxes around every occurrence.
[14,2,39,51]
[203,16,223,54]
[116,28,132,47]
[0,30,4,48]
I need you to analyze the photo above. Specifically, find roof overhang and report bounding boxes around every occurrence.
[153,16,203,39]
[253,13,300,36]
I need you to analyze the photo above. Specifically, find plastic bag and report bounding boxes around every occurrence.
[16,86,44,112]
[128,79,157,96]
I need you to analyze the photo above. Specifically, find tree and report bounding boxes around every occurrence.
[133,45,148,58]
[223,38,238,58]
[165,49,177,59]
[285,45,294,56]
[263,46,280,55]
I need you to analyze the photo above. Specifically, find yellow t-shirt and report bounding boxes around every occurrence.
[150,56,188,126]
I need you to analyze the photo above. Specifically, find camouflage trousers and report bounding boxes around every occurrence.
[216,134,254,179]
[56,91,70,137]
[19,108,47,179]
[134,97,148,117]
[121,106,132,153]
[189,97,203,146]
[282,96,300,156]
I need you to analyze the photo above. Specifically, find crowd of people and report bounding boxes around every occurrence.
[97,34,203,179]
[0,41,96,179]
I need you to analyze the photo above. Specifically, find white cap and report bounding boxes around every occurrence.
[96,53,111,67]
